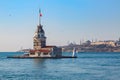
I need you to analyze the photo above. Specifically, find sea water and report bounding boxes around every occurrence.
[0,52,120,80]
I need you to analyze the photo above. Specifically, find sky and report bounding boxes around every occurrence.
[0,0,120,51]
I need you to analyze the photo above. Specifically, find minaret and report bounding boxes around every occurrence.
[33,9,46,50]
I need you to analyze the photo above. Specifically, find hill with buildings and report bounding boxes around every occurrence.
[61,38,120,52]
[18,38,120,53]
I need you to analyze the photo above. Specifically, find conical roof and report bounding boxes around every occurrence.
[34,24,46,38]
[37,24,45,33]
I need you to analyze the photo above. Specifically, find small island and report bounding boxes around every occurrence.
[7,10,77,59]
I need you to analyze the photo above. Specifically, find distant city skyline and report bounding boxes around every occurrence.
[0,0,120,51]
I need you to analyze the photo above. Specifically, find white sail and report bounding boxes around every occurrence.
[72,48,76,57]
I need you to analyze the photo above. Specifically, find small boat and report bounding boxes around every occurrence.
[72,47,77,57]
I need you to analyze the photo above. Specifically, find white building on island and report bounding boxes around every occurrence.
[28,10,62,57]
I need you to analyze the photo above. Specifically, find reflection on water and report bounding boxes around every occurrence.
[33,59,46,68]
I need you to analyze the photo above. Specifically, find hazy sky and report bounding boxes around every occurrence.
[0,0,120,51]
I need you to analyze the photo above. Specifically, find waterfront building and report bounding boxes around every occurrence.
[91,40,116,47]
[115,38,120,47]
[29,10,62,57]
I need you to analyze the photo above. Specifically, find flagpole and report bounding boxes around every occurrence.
[39,9,41,25]
[39,9,42,25]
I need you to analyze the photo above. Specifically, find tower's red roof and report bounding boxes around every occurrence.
[45,46,56,48]
[30,49,51,53]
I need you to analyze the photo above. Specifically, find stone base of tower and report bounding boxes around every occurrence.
[29,46,62,57]
[7,46,77,58]
[7,56,77,59]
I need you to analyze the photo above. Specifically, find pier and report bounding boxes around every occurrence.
[7,56,77,59]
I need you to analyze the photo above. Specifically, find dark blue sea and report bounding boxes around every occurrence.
[0,52,120,80]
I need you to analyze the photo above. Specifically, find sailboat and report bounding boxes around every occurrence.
[72,48,77,57]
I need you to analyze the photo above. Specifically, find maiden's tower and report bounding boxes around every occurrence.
[29,10,62,57]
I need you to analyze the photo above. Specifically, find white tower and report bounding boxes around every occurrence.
[33,9,46,50]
